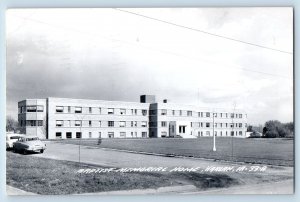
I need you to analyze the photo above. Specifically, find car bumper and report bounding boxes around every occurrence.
[25,147,46,152]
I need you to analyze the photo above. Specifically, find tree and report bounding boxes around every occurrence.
[6,116,19,132]
[263,120,293,138]
[247,125,253,132]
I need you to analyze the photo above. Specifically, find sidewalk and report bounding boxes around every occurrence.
[6,185,36,195]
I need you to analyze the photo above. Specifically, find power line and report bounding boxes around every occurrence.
[9,14,292,79]
[114,8,293,55]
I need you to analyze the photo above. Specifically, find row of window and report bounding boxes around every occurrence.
[161,130,245,137]
[20,120,43,127]
[55,131,148,139]
[18,105,44,113]
[56,106,148,116]
[151,110,244,119]
[56,120,147,128]
[151,121,246,128]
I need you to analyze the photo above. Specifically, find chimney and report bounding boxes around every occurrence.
[163,99,168,103]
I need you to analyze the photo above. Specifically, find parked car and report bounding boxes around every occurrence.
[13,136,46,154]
[6,133,25,150]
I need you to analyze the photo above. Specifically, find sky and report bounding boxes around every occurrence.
[6,8,293,125]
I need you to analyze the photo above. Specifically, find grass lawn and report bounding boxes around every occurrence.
[55,137,294,166]
[6,152,240,195]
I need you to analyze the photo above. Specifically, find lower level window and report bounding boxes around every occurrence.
[89,132,92,138]
[161,131,167,137]
[108,132,114,138]
[120,132,126,138]
[66,132,72,139]
[76,132,82,138]
[56,132,62,139]
[142,132,147,138]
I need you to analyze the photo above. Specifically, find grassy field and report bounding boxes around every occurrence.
[6,152,239,195]
[55,137,294,166]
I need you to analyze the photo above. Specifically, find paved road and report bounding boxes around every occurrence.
[25,142,293,194]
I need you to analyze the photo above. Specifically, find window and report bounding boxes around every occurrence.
[187,111,192,116]
[89,132,92,138]
[131,121,134,127]
[37,106,44,112]
[66,132,72,139]
[98,132,101,138]
[200,122,203,127]
[239,131,243,136]
[231,113,234,118]
[161,109,167,115]
[108,132,114,138]
[99,121,101,127]
[206,122,210,128]
[134,121,137,127]
[120,109,126,115]
[108,121,114,127]
[56,132,62,139]
[198,112,201,117]
[120,132,126,138]
[161,132,167,137]
[141,121,147,127]
[75,107,82,113]
[172,110,175,116]
[56,106,64,113]
[75,120,82,127]
[37,120,43,126]
[108,108,114,114]
[220,123,223,128]
[179,110,182,116]
[239,114,243,118]
[239,123,242,128]
[142,132,147,138]
[161,121,167,127]
[134,109,137,115]
[206,112,210,117]
[215,131,217,136]
[179,126,186,133]
[76,132,81,138]
[68,106,71,113]
[131,132,134,137]
[56,120,63,127]
[89,107,92,113]
[119,121,126,127]
[26,120,36,126]
[226,123,228,128]
[226,113,228,118]
[27,105,37,112]
[206,131,210,136]
[220,113,223,118]
[142,110,147,116]
[236,114,238,118]
[89,120,92,127]
[99,108,101,114]
[230,123,234,128]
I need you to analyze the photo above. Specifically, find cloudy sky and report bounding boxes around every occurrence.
[6,8,293,125]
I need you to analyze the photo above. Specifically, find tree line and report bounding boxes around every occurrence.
[248,120,294,138]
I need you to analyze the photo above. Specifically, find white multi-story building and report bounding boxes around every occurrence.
[18,95,247,139]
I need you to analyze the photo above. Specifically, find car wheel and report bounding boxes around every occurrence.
[40,149,44,154]
[13,147,17,153]
[23,149,27,155]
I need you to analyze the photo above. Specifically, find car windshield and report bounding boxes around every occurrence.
[10,136,21,140]
[26,137,39,141]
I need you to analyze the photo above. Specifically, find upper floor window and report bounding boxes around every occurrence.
[56,106,64,113]
[187,111,192,116]
[108,108,114,115]
[172,110,175,116]
[75,107,82,113]
[239,114,243,118]
[141,121,147,127]
[89,107,92,113]
[119,121,126,127]
[179,110,182,116]
[161,109,167,115]
[89,120,92,127]
[206,122,210,128]
[161,121,167,127]
[68,106,71,113]
[75,120,82,126]
[231,113,235,118]
[206,112,210,117]
[120,109,126,115]
[142,109,147,116]
[108,121,114,127]
[56,120,63,127]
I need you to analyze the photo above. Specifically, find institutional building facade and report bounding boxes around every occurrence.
[18,95,248,139]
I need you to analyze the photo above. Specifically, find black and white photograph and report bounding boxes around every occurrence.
[5,7,293,195]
